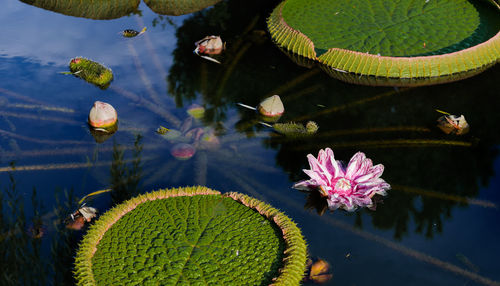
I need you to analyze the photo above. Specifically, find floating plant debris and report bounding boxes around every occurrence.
[304,258,333,284]
[121,27,146,38]
[66,204,98,230]
[194,35,225,64]
[272,121,318,137]
[68,57,113,89]
[258,95,284,120]
[436,110,470,135]
[293,148,390,211]
[156,125,170,135]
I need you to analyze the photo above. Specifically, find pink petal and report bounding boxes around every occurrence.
[292,180,315,191]
[325,148,343,179]
[303,169,328,186]
[326,197,342,210]
[345,152,367,179]
[355,164,384,183]
[306,154,322,173]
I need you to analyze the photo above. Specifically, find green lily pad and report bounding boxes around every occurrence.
[19,0,140,20]
[20,0,222,18]
[74,187,307,285]
[144,0,222,16]
[268,0,500,85]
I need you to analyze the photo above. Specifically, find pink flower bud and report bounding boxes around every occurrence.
[88,101,117,129]
[258,95,284,118]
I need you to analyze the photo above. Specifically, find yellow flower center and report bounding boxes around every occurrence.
[334,178,352,194]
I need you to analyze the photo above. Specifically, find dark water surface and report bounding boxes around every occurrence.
[1,0,499,285]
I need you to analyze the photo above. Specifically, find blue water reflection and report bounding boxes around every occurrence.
[1,0,499,285]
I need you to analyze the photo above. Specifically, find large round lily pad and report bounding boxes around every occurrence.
[268,0,500,86]
[74,187,307,285]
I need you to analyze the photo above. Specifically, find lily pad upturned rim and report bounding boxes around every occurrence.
[267,0,500,79]
[74,186,308,286]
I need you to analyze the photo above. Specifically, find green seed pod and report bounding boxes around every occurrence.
[305,121,319,134]
[273,121,319,138]
[69,57,113,89]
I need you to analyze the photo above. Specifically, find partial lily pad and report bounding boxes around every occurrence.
[268,0,500,86]
[74,187,307,285]
[141,0,221,15]
[19,0,140,20]
[20,0,222,18]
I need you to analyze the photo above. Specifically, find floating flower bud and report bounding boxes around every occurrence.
[65,205,98,230]
[195,35,224,55]
[258,95,284,120]
[121,27,146,38]
[194,36,225,64]
[79,206,98,222]
[437,114,469,135]
[88,101,118,143]
[293,148,390,211]
[69,57,113,89]
[88,101,118,129]
[187,104,205,119]
[170,143,196,160]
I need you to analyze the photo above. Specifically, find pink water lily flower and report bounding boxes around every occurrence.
[293,148,390,211]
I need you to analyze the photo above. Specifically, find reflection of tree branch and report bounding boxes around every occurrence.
[0,171,47,285]
[127,42,165,108]
[135,16,168,80]
[110,135,143,204]
[392,184,497,209]
[292,88,411,122]
[290,139,473,151]
[0,128,88,145]
[0,143,161,160]
[0,111,80,125]
[111,86,181,128]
